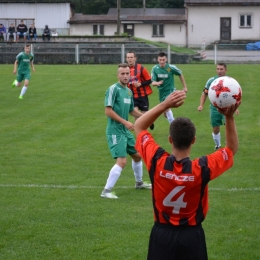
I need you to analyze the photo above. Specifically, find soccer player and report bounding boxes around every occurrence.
[12,44,35,99]
[101,63,151,199]
[134,90,240,260]
[198,63,239,149]
[126,51,154,130]
[151,52,188,123]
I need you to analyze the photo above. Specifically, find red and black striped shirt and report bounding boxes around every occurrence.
[127,63,153,98]
[136,130,234,226]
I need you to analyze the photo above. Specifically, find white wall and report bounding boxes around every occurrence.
[70,23,186,45]
[70,24,117,36]
[0,3,71,30]
[187,6,260,46]
[134,24,186,45]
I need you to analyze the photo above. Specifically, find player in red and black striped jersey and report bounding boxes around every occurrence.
[134,90,240,260]
[126,51,154,130]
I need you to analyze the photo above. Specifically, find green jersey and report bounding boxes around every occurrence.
[151,63,182,92]
[16,52,34,74]
[205,75,219,110]
[105,82,134,135]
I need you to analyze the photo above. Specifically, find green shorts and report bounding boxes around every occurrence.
[17,72,31,82]
[107,131,137,159]
[210,105,225,127]
[159,88,176,103]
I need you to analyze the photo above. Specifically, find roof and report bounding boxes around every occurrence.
[69,8,186,24]
[107,8,185,15]
[185,0,260,6]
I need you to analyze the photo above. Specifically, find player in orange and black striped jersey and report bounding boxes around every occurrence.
[134,90,241,260]
[126,51,154,130]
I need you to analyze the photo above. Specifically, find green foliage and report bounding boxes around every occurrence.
[0,64,259,259]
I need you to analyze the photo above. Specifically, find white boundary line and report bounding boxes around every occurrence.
[0,184,259,191]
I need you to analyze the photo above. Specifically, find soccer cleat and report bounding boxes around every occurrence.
[100,191,118,199]
[149,123,155,130]
[215,145,221,150]
[19,95,23,99]
[12,79,17,88]
[135,182,152,189]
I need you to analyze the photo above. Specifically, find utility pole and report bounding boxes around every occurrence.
[117,0,121,35]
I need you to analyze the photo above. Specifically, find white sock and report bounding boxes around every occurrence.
[165,110,174,123]
[104,164,122,190]
[212,132,221,147]
[20,86,27,96]
[132,160,143,182]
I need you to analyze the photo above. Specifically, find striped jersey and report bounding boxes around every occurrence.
[135,130,234,226]
[127,63,152,98]
[104,82,134,135]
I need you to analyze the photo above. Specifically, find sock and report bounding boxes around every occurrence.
[15,80,18,86]
[165,110,174,123]
[20,86,27,96]
[132,160,143,183]
[212,132,221,147]
[104,164,122,191]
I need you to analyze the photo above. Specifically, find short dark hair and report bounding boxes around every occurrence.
[169,117,196,150]
[118,63,129,68]
[25,44,30,48]
[158,52,167,58]
[126,51,136,57]
[217,62,227,69]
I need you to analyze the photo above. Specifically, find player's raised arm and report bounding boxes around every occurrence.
[218,102,241,155]
[135,91,186,136]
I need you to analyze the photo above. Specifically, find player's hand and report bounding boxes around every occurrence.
[183,86,188,93]
[164,90,186,109]
[218,101,241,117]
[198,105,203,111]
[133,81,140,88]
[13,70,16,75]
[124,121,135,131]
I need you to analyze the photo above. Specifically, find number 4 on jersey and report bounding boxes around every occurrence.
[163,186,187,214]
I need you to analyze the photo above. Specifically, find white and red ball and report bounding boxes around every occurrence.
[208,76,242,110]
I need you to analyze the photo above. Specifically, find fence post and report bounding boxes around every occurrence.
[75,44,79,64]
[121,43,125,63]
[214,44,217,64]
[167,44,171,64]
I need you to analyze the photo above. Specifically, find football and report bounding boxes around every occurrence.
[208,76,242,110]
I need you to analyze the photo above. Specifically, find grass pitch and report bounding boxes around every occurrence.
[0,64,259,259]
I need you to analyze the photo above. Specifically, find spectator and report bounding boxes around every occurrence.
[0,23,7,41]
[17,20,28,42]
[42,25,51,41]
[28,24,37,41]
[7,23,16,42]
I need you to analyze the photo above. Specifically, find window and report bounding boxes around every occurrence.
[152,24,164,37]
[239,14,252,28]
[93,24,104,35]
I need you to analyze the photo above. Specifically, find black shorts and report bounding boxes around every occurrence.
[134,96,149,112]
[147,222,208,260]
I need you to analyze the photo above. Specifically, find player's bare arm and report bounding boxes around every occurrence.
[198,92,207,111]
[31,62,35,72]
[13,60,18,74]
[218,102,241,155]
[105,106,134,131]
[135,91,186,135]
[151,80,163,87]
[179,75,188,92]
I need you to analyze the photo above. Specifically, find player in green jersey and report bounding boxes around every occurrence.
[151,52,188,123]
[12,44,35,99]
[101,63,151,199]
[198,63,239,149]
